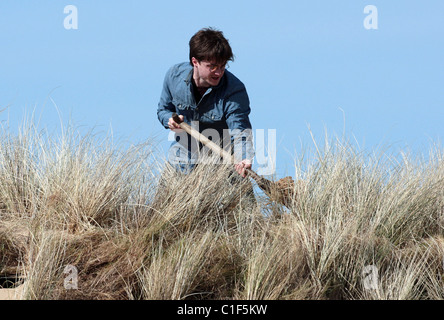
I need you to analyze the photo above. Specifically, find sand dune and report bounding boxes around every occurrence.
[0,284,24,300]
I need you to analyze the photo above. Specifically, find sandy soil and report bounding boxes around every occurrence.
[0,284,24,300]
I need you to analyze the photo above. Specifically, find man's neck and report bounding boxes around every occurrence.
[192,77,208,94]
[192,78,207,104]
[193,66,212,89]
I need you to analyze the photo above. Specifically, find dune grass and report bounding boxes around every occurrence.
[0,120,442,300]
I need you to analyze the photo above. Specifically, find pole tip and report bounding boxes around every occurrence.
[172,113,182,124]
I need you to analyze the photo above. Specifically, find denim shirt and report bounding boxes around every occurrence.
[157,62,254,168]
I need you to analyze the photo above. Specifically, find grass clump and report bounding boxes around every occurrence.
[0,120,442,299]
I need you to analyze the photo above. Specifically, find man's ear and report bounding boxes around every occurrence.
[191,57,199,67]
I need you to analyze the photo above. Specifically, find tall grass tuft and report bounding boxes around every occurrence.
[0,118,442,299]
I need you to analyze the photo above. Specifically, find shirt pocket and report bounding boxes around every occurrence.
[173,99,194,120]
[200,109,223,124]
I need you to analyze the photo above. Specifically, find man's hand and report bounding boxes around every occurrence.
[235,159,252,178]
[168,115,184,132]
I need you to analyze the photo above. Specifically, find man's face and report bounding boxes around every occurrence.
[192,57,226,88]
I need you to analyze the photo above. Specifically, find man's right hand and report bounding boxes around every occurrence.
[168,115,184,132]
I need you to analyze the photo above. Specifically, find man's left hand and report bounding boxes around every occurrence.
[235,159,252,178]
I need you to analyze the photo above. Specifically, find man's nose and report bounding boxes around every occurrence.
[214,68,224,75]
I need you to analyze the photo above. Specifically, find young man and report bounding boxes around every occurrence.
[157,27,254,177]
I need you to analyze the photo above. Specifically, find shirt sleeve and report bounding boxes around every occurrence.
[157,67,175,129]
[224,87,255,163]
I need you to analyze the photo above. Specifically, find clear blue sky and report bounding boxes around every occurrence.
[1,1,443,178]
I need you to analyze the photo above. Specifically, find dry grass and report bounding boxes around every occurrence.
[0,120,443,300]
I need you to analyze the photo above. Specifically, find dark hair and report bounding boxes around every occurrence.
[189,27,234,65]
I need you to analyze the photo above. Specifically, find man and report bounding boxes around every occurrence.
[157,27,254,178]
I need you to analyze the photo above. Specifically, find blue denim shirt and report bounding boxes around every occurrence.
[157,62,254,169]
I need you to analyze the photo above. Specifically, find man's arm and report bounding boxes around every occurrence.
[157,67,176,129]
[224,88,255,177]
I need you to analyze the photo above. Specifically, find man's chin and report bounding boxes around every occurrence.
[209,77,221,86]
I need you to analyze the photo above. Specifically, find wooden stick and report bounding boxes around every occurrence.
[172,114,233,162]
[171,113,274,196]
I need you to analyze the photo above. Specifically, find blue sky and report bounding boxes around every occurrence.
[1,1,443,178]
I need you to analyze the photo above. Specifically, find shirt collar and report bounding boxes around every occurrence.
[184,68,193,85]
